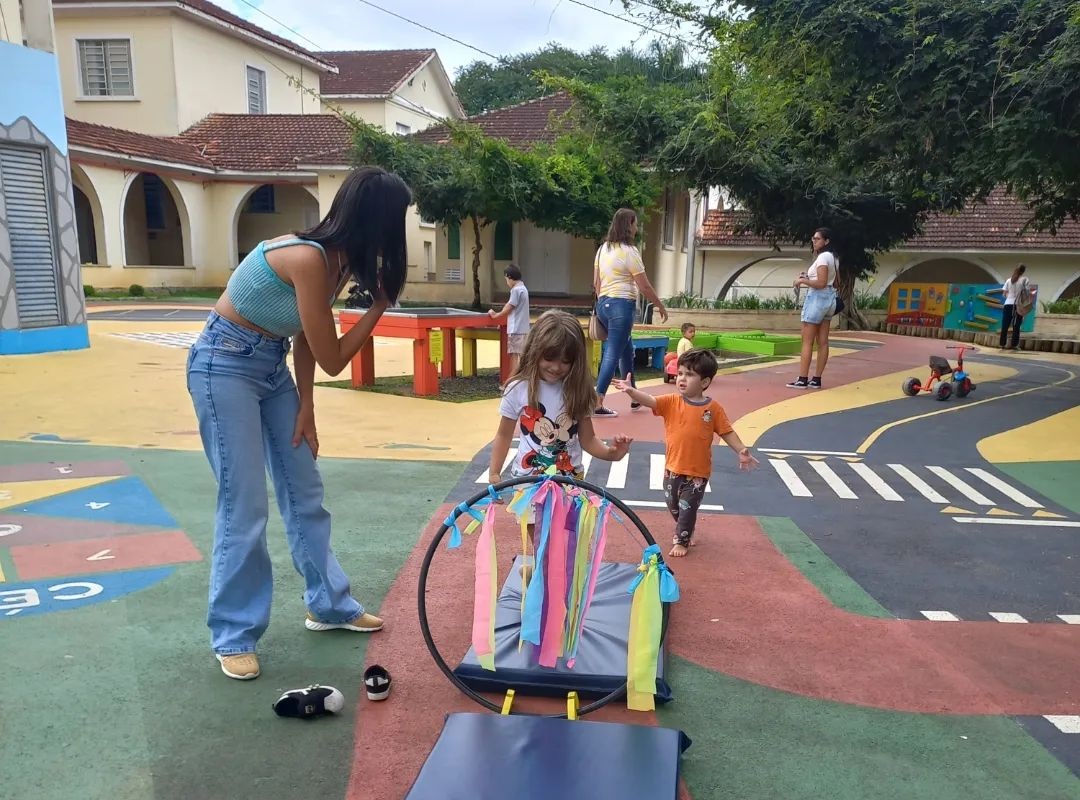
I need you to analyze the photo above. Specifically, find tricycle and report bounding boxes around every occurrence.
[902,344,977,401]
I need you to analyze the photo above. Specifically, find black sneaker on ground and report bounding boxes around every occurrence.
[630,401,642,410]
[594,406,619,417]
[364,664,392,701]
[808,377,822,388]
[786,378,809,389]
[272,685,345,719]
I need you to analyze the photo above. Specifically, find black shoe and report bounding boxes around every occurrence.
[593,406,619,417]
[364,664,392,701]
[273,685,345,719]
[808,377,822,388]
[786,377,809,389]
[630,401,642,410]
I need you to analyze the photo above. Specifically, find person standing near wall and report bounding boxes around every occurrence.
[1000,264,1032,350]
[787,228,838,389]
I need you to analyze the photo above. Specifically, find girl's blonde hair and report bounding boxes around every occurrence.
[509,309,596,421]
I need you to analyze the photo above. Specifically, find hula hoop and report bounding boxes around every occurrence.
[417,474,671,718]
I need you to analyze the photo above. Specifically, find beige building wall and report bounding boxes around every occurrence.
[55,14,180,135]
[329,99,386,129]
[171,16,318,130]
[1,0,23,44]
[236,184,319,259]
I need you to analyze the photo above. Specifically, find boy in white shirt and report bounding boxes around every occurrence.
[489,264,530,374]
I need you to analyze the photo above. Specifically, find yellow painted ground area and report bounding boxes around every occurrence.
[0,320,507,462]
[978,402,1080,464]
[0,476,120,510]
[733,362,1019,446]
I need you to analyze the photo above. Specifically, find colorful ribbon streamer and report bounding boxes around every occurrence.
[626,545,680,711]
[471,503,498,671]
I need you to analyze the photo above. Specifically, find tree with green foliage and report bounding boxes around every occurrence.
[349,117,658,308]
[453,41,705,115]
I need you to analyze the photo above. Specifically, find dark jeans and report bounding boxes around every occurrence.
[664,471,708,546]
[595,296,637,398]
[1000,304,1023,348]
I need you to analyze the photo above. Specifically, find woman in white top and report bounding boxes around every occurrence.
[999,263,1030,350]
[787,228,838,389]
[592,208,668,417]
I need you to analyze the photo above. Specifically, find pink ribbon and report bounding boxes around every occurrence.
[471,504,497,670]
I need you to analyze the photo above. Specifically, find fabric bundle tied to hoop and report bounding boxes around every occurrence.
[626,544,680,711]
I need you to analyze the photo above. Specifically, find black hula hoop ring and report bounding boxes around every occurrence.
[417,474,671,718]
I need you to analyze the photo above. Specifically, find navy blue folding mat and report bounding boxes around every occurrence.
[453,557,672,702]
[406,713,691,800]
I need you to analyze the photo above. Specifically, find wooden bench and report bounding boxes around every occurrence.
[458,327,502,376]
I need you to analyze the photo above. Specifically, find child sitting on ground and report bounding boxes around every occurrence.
[615,349,758,557]
[489,310,634,569]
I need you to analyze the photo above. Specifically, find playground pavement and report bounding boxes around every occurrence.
[1,308,1079,800]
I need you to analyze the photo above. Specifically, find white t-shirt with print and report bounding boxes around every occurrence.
[498,379,583,477]
[808,251,837,285]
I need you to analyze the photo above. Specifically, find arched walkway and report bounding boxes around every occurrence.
[1054,271,1080,301]
[122,172,189,266]
[234,183,320,263]
[70,164,103,265]
[877,257,1001,294]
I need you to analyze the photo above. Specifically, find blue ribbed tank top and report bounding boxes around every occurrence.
[226,238,328,338]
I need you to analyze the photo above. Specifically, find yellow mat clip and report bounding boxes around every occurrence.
[567,691,579,721]
[500,689,516,716]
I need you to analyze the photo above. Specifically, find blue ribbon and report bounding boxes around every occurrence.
[519,483,557,646]
[444,484,502,549]
[628,544,681,602]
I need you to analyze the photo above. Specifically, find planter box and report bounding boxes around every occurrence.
[665,309,809,333]
[717,331,802,356]
[1034,313,1080,338]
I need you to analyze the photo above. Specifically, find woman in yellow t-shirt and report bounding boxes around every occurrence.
[592,208,668,417]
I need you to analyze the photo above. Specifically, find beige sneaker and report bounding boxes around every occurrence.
[216,653,260,680]
[305,611,383,632]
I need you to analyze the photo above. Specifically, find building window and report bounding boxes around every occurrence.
[142,174,166,231]
[662,189,675,248]
[394,122,412,135]
[247,185,275,213]
[78,39,133,97]
[447,222,461,260]
[247,66,267,114]
[494,220,513,260]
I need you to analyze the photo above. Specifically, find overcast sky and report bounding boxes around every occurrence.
[218,0,703,78]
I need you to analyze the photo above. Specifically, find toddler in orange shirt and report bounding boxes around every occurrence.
[614,349,757,557]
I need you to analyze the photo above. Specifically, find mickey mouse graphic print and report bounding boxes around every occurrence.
[498,379,584,478]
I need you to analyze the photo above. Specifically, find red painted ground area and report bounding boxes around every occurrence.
[594,333,932,442]
[347,507,692,800]
[11,530,202,579]
[0,514,167,548]
[668,513,1080,715]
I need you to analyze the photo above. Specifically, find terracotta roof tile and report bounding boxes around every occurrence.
[66,118,215,169]
[412,92,576,149]
[67,114,353,172]
[54,0,333,69]
[698,189,1080,251]
[178,114,352,171]
[318,49,435,95]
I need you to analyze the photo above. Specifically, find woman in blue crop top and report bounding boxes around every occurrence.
[187,166,411,681]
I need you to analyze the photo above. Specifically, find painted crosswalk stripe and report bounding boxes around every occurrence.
[606,455,629,490]
[964,468,1043,508]
[888,464,949,503]
[760,448,859,457]
[1043,716,1080,734]
[989,612,1028,623]
[808,461,857,499]
[768,459,812,497]
[927,466,994,506]
[1058,615,1080,624]
[848,463,903,501]
[625,500,724,512]
[954,517,1080,528]
[920,610,959,621]
[474,453,515,484]
[581,453,593,478]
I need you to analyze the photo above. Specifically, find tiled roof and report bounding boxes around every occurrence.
[53,0,334,70]
[67,114,353,172]
[697,189,1080,251]
[318,49,435,95]
[178,114,352,171]
[66,118,215,170]
[412,92,576,149]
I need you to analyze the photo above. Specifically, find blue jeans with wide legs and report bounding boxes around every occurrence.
[187,312,362,655]
[595,296,637,400]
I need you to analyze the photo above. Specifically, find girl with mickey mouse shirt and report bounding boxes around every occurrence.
[489,310,632,510]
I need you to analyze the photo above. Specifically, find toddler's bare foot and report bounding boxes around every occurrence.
[669,542,689,558]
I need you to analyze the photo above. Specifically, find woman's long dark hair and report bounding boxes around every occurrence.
[1011,263,1027,283]
[296,166,412,303]
[814,227,835,254]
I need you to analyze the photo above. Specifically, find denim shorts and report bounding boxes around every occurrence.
[801,288,837,325]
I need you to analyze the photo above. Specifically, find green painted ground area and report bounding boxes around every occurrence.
[996,461,1080,516]
[0,442,463,800]
[659,656,1080,800]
